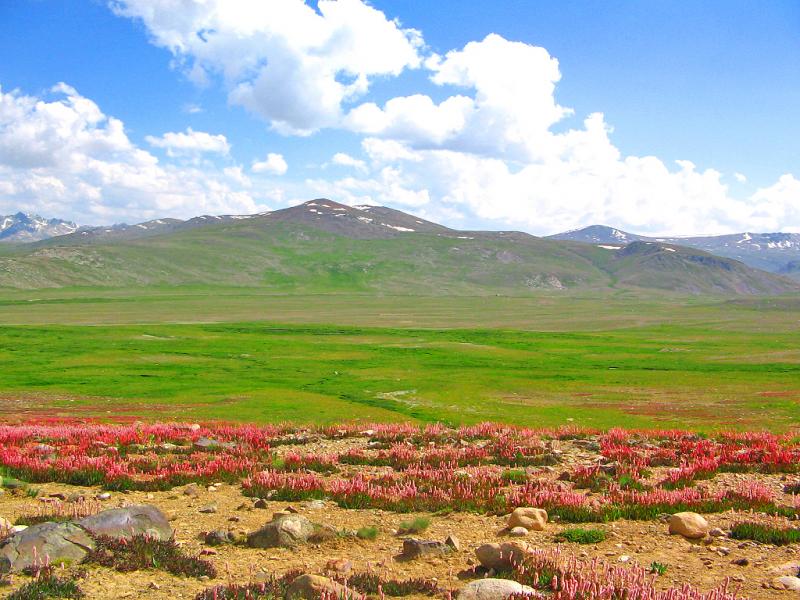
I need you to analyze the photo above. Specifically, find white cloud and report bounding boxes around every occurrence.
[146,127,230,156]
[110,0,423,134]
[734,172,747,183]
[0,83,263,223]
[252,153,288,175]
[331,152,366,172]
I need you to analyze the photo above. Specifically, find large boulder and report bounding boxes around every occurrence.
[77,505,172,541]
[475,541,529,571]
[772,576,800,591]
[285,574,350,600]
[0,522,95,573]
[668,512,709,539]
[507,508,547,532]
[247,514,316,548]
[458,579,537,600]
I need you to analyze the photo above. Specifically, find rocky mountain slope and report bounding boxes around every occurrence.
[0,212,79,243]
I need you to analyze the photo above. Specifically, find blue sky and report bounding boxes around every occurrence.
[0,0,798,235]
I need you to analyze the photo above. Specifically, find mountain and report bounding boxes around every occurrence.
[549,225,800,278]
[0,212,79,243]
[0,200,796,295]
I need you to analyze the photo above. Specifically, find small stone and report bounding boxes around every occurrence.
[325,559,353,575]
[731,558,749,566]
[618,555,630,563]
[508,527,529,537]
[401,538,451,559]
[198,503,217,514]
[458,579,535,600]
[445,534,461,551]
[97,492,112,501]
[254,498,269,509]
[183,484,200,498]
[709,528,726,537]
[285,505,300,514]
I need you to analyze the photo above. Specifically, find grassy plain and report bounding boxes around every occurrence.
[0,288,797,431]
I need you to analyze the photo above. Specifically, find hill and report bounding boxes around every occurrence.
[550,224,800,277]
[0,200,796,295]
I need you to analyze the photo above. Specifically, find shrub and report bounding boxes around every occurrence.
[554,527,606,544]
[730,522,800,545]
[7,566,83,599]
[397,517,430,535]
[85,534,216,578]
[649,561,668,575]
[356,526,378,540]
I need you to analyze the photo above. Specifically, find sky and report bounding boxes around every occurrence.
[0,0,798,235]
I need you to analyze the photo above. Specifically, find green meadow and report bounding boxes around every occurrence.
[0,289,797,431]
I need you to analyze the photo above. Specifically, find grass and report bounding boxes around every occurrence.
[730,522,800,545]
[397,517,431,535]
[85,534,216,578]
[0,291,797,429]
[554,527,607,544]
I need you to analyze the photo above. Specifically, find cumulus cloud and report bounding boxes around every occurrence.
[252,153,288,175]
[146,127,230,156]
[110,0,423,134]
[0,83,263,223]
[331,152,367,172]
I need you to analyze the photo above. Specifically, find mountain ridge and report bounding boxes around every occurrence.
[0,200,796,296]
[549,224,800,277]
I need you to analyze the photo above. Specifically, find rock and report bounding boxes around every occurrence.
[709,528,726,538]
[445,534,461,551]
[509,527,529,537]
[773,576,800,591]
[189,424,201,431]
[194,436,220,450]
[77,505,172,541]
[247,514,316,548]
[402,538,452,559]
[475,541,529,571]
[96,492,111,501]
[204,529,233,546]
[507,507,547,531]
[285,574,349,600]
[325,558,353,575]
[303,499,327,510]
[184,484,201,498]
[198,503,218,514]
[0,522,95,573]
[285,505,300,514]
[458,578,536,600]
[668,512,709,539]
[254,498,269,509]
[731,558,749,566]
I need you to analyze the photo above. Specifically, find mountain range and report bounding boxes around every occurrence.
[0,212,79,243]
[549,225,800,277]
[0,200,797,295]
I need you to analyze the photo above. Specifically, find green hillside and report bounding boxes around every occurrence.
[0,200,796,296]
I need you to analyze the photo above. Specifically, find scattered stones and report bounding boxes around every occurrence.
[78,505,173,541]
[507,507,547,531]
[0,522,95,573]
[458,578,535,600]
[475,541,529,571]
[668,512,709,539]
[401,538,452,559]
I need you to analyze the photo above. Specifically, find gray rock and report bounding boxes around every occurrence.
[458,579,536,600]
[402,538,452,559]
[0,522,95,573]
[204,529,233,546]
[198,503,218,514]
[773,576,800,591]
[77,504,172,541]
[247,514,316,548]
